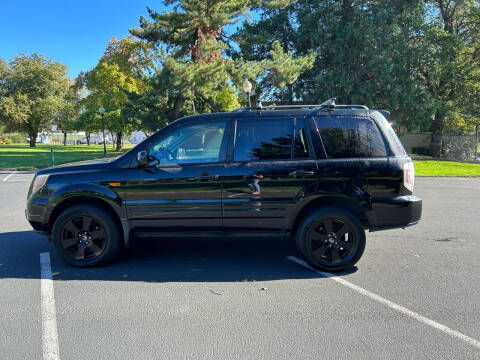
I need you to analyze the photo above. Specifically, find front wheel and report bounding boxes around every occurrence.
[51,204,122,267]
[295,207,366,271]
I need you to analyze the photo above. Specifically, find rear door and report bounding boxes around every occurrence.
[222,117,318,234]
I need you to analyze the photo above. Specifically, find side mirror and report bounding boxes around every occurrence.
[137,151,150,167]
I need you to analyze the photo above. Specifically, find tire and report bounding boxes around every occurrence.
[51,204,122,267]
[295,207,366,271]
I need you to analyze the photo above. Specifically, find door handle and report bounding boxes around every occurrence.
[289,170,315,178]
[193,173,219,181]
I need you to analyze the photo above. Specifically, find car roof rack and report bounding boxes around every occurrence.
[233,98,369,112]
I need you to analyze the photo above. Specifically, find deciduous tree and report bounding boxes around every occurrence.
[0,54,70,147]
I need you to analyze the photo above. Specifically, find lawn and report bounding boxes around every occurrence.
[0,144,134,170]
[414,160,480,176]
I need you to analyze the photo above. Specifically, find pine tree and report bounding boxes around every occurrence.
[129,0,312,122]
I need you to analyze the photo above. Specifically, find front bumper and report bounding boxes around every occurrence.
[26,196,49,234]
[370,195,422,231]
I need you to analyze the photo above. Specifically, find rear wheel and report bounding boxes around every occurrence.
[51,204,122,267]
[295,207,366,271]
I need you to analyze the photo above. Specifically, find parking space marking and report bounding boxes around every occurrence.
[286,256,480,350]
[40,252,61,360]
[2,172,34,182]
[2,172,16,181]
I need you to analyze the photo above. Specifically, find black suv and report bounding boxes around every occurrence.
[26,102,421,270]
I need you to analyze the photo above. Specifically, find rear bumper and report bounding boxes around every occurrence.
[370,195,422,231]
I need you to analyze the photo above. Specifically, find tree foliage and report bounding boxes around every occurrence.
[0,54,70,147]
[128,0,313,123]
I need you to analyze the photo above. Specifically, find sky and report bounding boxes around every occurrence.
[0,0,166,78]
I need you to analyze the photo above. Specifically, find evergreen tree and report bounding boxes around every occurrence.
[129,0,313,123]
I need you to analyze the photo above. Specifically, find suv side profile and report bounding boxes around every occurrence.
[26,101,422,271]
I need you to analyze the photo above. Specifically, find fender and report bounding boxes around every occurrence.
[288,192,373,232]
[44,182,132,247]
[47,182,123,215]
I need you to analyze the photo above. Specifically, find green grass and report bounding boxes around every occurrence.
[0,144,134,170]
[414,160,480,176]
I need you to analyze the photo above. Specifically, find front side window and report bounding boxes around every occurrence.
[234,119,293,161]
[150,121,226,165]
[315,116,387,158]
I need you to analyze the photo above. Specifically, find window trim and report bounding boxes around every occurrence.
[293,118,314,160]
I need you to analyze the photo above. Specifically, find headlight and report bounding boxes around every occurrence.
[30,174,49,196]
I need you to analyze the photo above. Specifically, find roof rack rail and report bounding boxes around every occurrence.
[233,98,369,112]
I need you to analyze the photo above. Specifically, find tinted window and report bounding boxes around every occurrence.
[294,119,310,159]
[234,119,293,161]
[315,116,387,158]
[150,121,226,164]
[371,111,406,156]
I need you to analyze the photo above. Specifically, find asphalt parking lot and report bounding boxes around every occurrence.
[0,172,479,360]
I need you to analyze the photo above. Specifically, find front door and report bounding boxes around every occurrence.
[222,117,318,234]
[124,120,228,235]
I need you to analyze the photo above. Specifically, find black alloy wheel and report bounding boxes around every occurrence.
[52,204,122,267]
[307,218,358,266]
[61,215,107,261]
[296,207,366,271]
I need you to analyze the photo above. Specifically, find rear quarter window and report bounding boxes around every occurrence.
[371,111,407,156]
[315,116,387,159]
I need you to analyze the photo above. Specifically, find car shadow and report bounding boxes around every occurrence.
[0,230,357,283]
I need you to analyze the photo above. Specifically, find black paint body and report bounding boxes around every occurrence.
[26,108,422,246]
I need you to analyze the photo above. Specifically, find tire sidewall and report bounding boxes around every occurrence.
[51,205,121,267]
[295,207,366,271]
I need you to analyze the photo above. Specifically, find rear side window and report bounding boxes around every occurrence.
[315,116,387,158]
[234,118,293,161]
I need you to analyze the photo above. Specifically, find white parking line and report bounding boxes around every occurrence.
[40,252,61,360]
[2,172,16,181]
[286,256,480,350]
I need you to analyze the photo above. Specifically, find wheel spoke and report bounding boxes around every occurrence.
[64,221,78,236]
[62,237,77,249]
[330,248,342,264]
[87,242,103,256]
[313,245,328,258]
[335,224,349,239]
[311,229,328,242]
[338,238,353,250]
[75,246,85,260]
[82,217,92,232]
[323,219,334,233]
[91,228,106,240]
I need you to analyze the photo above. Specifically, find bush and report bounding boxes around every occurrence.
[8,133,27,143]
[2,138,13,144]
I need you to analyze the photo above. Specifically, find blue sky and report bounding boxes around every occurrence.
[0,1,166,78]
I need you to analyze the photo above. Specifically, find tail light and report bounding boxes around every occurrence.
[403,161,415,192]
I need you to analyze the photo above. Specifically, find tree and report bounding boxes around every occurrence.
[0,54,70,147]
[414,0,480,156]
[85,37,154,151]
[129,0,312,124]
[56,84,81,145]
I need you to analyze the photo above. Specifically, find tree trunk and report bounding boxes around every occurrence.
[173,94,185,120]
[86,133,90,146]
[116,132,123,151]
[63,132,67,146]
[430,110,445,158]
[29,132,37,148]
